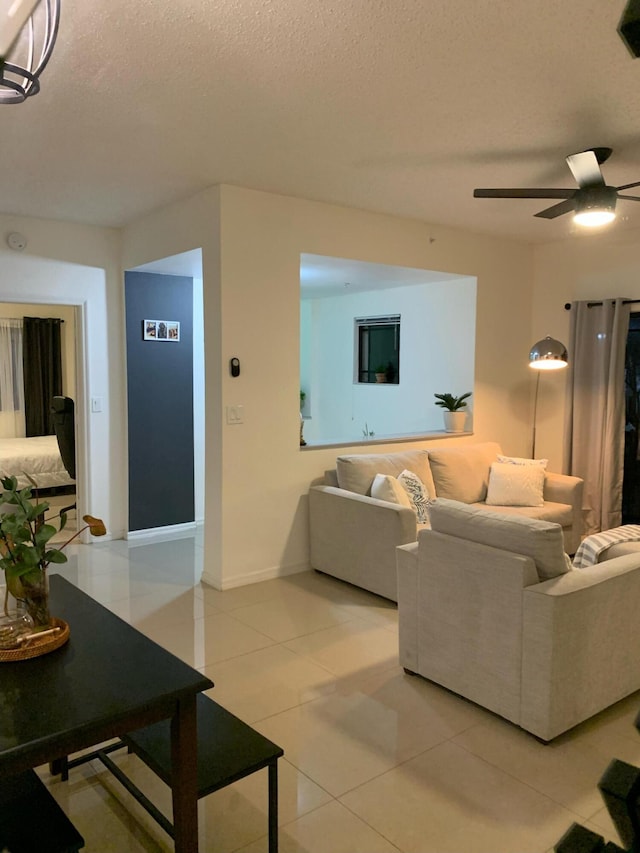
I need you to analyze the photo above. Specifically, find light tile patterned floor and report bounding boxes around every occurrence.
[37,531,639,852]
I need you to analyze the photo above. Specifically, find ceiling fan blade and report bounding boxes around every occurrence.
[534,198,577,219]
[473,188,574,199]
[566,151,605,188]
[617,194,640,201]
[616,180,640,191]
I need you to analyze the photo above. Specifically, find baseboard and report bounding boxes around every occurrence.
[126,522,197,545]
[201,560,310,591]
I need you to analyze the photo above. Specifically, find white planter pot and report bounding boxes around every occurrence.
[443,411,467,433]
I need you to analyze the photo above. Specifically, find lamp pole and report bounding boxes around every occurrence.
[531,370,541,458]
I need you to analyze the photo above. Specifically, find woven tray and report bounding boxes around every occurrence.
[0,617,69,662]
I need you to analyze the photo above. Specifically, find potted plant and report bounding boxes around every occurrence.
[434,392,472,433]
[299,389,307,446]
[0,475,106,632]
[374,364,387,383]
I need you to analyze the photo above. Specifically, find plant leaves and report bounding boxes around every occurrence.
[34,523,56,547]
[434,392,472,411]
[82,515,107,537]
[44,549,68,564]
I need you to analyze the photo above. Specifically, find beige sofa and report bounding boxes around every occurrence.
[309,442,583,601]
[397,499,640,741]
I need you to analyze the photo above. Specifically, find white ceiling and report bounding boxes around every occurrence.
[300,253,468,298]
[4,0,640,243]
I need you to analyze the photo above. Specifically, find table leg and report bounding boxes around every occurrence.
[49,756,69,781]
[268,760,279,853]
[170,694,199,853]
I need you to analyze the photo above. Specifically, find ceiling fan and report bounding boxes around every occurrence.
[473,147,640,226]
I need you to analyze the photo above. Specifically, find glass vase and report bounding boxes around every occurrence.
[4,570,50,630]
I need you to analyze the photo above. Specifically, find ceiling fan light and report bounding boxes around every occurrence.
[572,186,617,228]
[573,209,616,227]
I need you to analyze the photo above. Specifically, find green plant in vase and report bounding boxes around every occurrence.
[0,475,106,630]
[434,392,472,433]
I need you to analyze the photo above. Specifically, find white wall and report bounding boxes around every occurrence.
[303,277,476,444]
[212,185,534,589]
[532,225,640,471]
[0,215,123,539]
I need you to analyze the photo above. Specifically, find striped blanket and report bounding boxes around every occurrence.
[572,525,640,569]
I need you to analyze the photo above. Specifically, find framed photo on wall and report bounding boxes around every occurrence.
[143,319,180,341]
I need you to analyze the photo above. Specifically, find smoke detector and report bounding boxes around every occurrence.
[7,232,27,251]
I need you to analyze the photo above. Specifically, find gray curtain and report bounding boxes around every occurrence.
[563,298,631,534]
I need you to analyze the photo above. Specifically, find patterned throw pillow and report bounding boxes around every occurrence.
[397,469,433,523]
[497,454,548,469]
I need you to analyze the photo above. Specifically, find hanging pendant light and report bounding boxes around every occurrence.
[0,0,60,104]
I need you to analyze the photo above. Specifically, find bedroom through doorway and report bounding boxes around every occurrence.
[0,301,79,543]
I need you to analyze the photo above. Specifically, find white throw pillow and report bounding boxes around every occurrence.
[371,473,413,509]
[497,455,548,469]
[397,469,432,523]
[486,461,545,507]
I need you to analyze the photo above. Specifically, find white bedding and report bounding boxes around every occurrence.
[0,435,74,490]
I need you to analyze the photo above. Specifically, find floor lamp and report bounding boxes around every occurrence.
[529,336,568,458]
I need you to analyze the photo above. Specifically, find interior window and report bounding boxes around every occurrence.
[356,315,400,384]
[300,253,476,446]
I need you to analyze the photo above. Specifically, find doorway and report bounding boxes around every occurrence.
[125,249,204,534]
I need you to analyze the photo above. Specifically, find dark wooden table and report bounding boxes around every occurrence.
[0,574,214,853]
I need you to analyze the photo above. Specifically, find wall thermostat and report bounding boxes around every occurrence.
[230,357,240,377]
[7,232,27,251]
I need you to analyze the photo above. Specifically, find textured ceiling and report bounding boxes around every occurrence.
[3,0,640,242]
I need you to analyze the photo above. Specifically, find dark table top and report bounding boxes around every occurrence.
[0,574,213,770]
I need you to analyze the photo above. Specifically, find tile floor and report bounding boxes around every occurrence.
[37,530,640,852]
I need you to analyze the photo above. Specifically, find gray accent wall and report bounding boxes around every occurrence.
[125,271,194,531]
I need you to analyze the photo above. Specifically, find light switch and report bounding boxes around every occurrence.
[226,405,244,424]
[91,397,103,413]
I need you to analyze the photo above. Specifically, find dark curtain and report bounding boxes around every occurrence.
[23,317,63,437]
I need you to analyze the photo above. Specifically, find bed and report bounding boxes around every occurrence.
[0,435,74,491]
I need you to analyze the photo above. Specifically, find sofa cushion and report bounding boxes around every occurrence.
[371,473,413,508]
[428,498,572,581]
[427,442,501,503]
[485,461,545,507]
[336,450,436,498]
[470,501,574,527]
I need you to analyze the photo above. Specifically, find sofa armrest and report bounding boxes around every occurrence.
[521,553,640,740]
[309,485,417,601]
[396,543,419,671]
[543,471,584,553]
[398,531,538,724]
[543,471,583,504]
